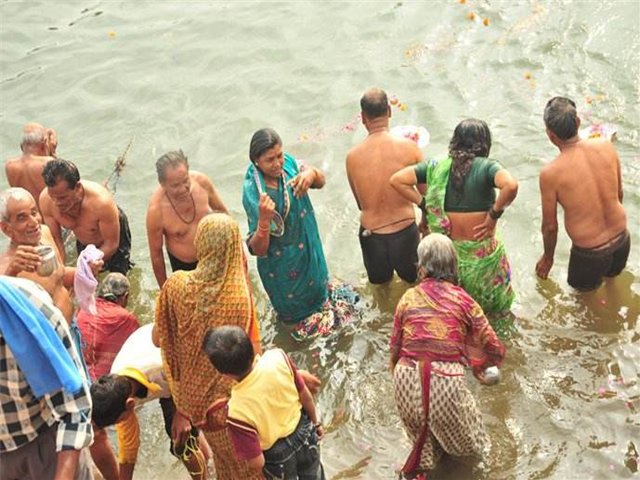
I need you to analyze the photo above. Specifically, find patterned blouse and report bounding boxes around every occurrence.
[390,278,505,373]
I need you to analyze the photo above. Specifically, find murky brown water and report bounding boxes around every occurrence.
[1,1,638,478]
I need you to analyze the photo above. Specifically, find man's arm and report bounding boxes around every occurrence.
[615,149,623,202]
[146,201,168,288]
[96,199,121,261]
[90,426,119,480]
[195,172,228,213]
[345,154,362,211]
[54,450,81,480]
[535,169,559,279]
[39,192,66,263]
[115,411,141,480]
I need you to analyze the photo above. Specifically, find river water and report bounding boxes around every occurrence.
[1,1,639,479]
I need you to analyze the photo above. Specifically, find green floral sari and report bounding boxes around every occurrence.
[423,157,515,317]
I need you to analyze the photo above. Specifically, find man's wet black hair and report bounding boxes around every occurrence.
[202,325,254,377]
[544,96,578,140]
[42,158,80,189]
[90,374,132,428]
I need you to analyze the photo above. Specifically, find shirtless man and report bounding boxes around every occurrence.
[146,150,227,288]
[4,122,57,208]
[536,96,629,291]
[39,159,133,274]
[345,88,423,284]
[0,187,88,323]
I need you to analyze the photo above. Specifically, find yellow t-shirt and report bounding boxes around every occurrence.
[227,349,302,452]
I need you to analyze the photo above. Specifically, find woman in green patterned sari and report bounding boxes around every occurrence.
[391,119,518,320]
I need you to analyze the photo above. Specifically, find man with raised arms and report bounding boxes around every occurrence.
[146,150,228,288]
[346,87,423,284]
[39,158,133,274]
[4,122,57,209]
[536,96,629,290]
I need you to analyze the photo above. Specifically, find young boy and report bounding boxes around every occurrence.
[203,325,325,479]
[91,324,209,480]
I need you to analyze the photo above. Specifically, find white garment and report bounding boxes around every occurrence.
[110,324,170,401]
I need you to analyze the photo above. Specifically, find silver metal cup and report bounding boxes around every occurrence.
[36,245,57,277]
[483,366,501,385]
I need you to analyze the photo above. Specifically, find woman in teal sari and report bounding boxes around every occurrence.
[242,128,357,339]
[391,119,518,321]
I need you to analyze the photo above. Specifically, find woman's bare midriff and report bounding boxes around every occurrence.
[447,211,488,241]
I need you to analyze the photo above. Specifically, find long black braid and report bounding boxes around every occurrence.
[448,119,492,192]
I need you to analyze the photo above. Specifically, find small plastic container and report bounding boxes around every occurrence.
[36,245,57,277]
[483,366,501,385]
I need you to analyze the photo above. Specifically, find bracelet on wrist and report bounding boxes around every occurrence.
[488,207,504,220]
[258,222,270,232]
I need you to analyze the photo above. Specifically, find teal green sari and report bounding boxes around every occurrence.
[242,153,329,324]
[423,156,515,316]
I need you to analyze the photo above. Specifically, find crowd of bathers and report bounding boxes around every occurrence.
[0,89,630,480]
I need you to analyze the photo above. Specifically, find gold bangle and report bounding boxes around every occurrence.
[258,223,270,232]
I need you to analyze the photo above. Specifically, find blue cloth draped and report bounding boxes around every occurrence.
[242,153,329,324]
[0,277,83,397]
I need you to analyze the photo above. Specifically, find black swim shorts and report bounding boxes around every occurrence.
[568,229,630,291]
[76,206,133,275]
[358,222,419,284]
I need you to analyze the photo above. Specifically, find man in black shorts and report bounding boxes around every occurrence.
[346,88,423,283]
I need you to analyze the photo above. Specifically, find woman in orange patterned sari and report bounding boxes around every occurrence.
[155,213,261,480]
[390,233,505,479]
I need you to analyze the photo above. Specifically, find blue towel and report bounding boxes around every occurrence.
[0,277,82,397]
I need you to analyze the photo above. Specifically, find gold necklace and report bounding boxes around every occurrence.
[166,191,196,224]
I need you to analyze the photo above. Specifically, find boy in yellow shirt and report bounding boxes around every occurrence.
[203,325,325,479]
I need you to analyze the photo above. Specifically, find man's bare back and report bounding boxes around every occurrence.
[347,132,422,233]
[536,96,629,289]
[4,154,52,208]
[540,139,626,249]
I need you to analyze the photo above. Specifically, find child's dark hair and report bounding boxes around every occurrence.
[202,326,254,376]
[90,374,132,428]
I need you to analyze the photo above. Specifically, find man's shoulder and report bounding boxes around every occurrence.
[147,184,165,206]
[189,170,209,180]
[83,181,116,205]
[190,171,215,190]
[4,155,20,168]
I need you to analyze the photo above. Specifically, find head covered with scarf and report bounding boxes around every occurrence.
[155,213,260,425]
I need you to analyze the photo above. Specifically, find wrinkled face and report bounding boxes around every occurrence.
[161,164,191,200]
[48,180,82,214]
[1,197,42,245]
[255,144,284,182]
